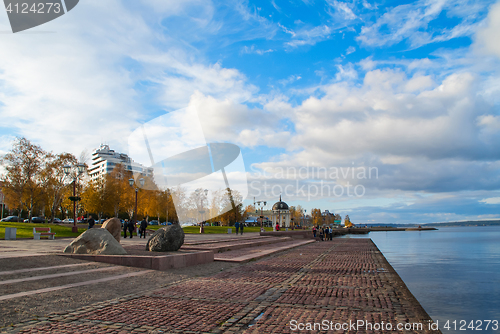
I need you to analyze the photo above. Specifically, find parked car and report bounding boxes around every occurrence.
[62,218,74,223]
[52,218,62,223]
[149,220,159,225]
[0,215,22,222]
[24,217,45,223]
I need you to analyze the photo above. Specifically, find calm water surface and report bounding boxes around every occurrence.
[345,226,500,333]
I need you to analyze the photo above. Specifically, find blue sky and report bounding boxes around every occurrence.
[1,0,500,224]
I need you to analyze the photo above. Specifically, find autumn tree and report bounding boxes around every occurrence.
[311,208,322,226]
[43,152,78,222]
[81,177,112,221]
[243,204,256,219]
[1,138,48,221]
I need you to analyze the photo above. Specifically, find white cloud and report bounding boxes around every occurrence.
[241,45,274,55]
[475,2,500,58]
[191,92,292,148]
[0,0,258,157]
[326,0,357,21]
[481,197,500,204]
[357,0,490,48]
[284,24,332,48]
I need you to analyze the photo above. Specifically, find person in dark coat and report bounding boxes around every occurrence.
[240,222,244,235]
[139,219,147,238]
[128,219,135,238]
[123,219,129,238]
[234,221,240,235]
[88,215,95,229]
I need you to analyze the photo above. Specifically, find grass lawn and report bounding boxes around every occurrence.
[0,222,84,239]
[1,223,275,239]
[147,225,274,234]
[181,226,273,234]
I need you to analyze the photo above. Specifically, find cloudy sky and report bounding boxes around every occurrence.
[1,0,500,224]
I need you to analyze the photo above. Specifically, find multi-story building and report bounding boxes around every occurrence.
[88,144,153,182]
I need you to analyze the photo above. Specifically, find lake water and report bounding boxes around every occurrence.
[344,226,500,333]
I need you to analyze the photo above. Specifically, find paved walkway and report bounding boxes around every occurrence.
[1,238,440,333]
[0,233,263,259]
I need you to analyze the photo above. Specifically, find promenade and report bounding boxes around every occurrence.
[0,236,440,333]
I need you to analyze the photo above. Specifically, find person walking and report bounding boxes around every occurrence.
[123,219,129,238]
[312,226,317,238]
[128,219,135,238]
[240,222,244,235]
[329,226,333,241]
[234,221,240,235]
[139,218,147,238]
[88,215,95,229]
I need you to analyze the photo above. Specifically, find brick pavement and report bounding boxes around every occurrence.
[2,239,441,333]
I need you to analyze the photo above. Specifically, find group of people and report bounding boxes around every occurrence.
[234,222,245,235]
[312,225,334,241]
[86,215,148,238]
[123,219,148,238]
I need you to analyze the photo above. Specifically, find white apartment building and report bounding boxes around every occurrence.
[88,144,153,182]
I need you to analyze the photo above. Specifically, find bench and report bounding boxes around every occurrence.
[33,227,56,240]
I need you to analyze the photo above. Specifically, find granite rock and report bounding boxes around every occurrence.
[63,228,127,255]
[101,217,122,242]
[146,224,184,252]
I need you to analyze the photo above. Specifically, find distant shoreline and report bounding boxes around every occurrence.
[366,221,500,228]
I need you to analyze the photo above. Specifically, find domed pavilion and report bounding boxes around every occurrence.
[271,196,291,231]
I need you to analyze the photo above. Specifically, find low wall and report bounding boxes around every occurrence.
[260,230,314,239]
[60,250,214,271]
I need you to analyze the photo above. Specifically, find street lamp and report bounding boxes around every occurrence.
[63,163,86,233]
[165,189,170,225]
[129,177,145,231]
[302,209,307,228]
[255,200,267,228]
[0,191,4,221]
[195,188,208,233]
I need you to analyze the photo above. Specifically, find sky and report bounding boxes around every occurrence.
[0,0,500,224]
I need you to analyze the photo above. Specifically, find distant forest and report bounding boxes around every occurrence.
[366,220,500,227]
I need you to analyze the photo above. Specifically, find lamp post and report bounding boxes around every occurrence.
[302,209,307,228]
[63,163,86,233]
[166,189,170,224]
[129,177,145,231]
[255,200,267,228]
[195,188,208,233]
[0,192,4,220]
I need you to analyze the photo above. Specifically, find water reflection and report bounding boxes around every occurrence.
[344,226,500,334]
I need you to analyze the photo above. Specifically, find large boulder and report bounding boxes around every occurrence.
[101,218,122,242]
[64,228,127,255]
[146,224,184,252]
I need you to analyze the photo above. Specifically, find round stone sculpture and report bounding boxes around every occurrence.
[146,224,184,252]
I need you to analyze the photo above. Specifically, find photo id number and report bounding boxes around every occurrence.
[5,2,61,14]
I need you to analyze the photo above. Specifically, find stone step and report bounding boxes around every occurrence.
[181,236,293,253]
[213,239,315,263]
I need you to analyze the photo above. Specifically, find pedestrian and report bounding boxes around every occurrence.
[276,222,280,231]
[240,222,244,235]
[312,226,317,238]
[128,219,135,238]
[140,218,147,238]
[319,228,324,241]
[234,221,240,235]
[123,219,129,238]
[88,215,95,229]
[329,226,333,241]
